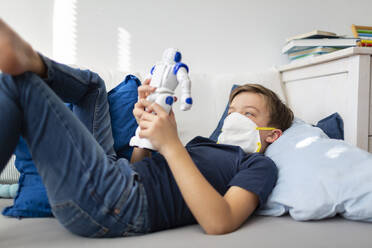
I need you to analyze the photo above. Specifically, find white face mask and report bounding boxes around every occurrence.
[217,112,276,153]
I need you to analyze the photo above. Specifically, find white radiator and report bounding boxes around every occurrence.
[0,156,20,184]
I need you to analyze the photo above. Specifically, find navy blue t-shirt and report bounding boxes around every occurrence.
[132,136,278,232]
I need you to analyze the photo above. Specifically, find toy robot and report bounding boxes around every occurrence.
[129,48,193,150]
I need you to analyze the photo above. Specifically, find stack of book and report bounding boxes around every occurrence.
[351,25,372,47]
[282,30,360,61]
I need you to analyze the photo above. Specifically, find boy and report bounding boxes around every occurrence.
[0,19,293,237]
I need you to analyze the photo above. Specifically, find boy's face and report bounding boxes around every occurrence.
[228,91,280,152]
[228,91,270,127]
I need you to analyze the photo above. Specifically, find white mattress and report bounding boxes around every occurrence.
[1,199,372,248]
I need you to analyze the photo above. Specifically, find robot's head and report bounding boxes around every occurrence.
[162,48,182,64]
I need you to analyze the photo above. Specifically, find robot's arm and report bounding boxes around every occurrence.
[176,67,192,111]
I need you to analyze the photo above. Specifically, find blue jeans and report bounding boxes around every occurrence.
[0,55,150,237]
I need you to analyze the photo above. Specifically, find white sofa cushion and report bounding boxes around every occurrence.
[85,66,284,145]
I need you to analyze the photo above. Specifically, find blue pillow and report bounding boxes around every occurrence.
[259,119,372,222]
[209,84,238,142]
[3,75,140,218]
[2,137,53,217]
[315,112,344,140]
[108,74,140,160]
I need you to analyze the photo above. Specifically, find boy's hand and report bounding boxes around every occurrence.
[138,78,156,99]
[133,78,156,125]
[138,99,181,154]
[133,78,178,125]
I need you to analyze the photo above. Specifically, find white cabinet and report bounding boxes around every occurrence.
[278,47,372,152]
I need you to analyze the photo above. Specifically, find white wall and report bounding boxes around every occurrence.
[1,0,372,75]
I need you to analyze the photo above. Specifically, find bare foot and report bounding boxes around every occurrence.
[0,19,46,76]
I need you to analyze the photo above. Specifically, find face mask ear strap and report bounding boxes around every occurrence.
[256,127,276,131]
[255,142,262,153]
[255,128,276,153]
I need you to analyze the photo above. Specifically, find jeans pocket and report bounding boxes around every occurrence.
[121,183,149,237]
[51,200,109,238]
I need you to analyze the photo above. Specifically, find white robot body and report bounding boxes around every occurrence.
[129,48,192,150]
[150,62,178,93]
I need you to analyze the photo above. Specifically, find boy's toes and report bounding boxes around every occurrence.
[0,19,42,76]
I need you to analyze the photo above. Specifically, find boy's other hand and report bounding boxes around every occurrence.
[133,100,146,125]
[138,99,181,154]
[133,78,156,124]
[133,78,177,125]
[138,78,156,99]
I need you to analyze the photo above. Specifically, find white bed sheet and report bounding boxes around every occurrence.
[1,199,372,248]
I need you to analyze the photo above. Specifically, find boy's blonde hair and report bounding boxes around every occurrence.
[229,84,294,131]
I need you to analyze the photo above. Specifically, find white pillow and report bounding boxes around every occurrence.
[259,119,372,222]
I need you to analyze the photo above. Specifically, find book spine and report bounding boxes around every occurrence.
[360,37,372,41]
[361,42,372,47]
[358,29,372,34]
[355,25,372,31]
[358,33,372,37]
[361,39,372,44]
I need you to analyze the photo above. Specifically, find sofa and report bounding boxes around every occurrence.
[1,67,372,248]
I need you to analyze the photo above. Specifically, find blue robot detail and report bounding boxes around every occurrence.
[185,97,192,105]
[173,63,189,75]
[174,51,182,62]
[150,65,155,75]
[165,96,174,105]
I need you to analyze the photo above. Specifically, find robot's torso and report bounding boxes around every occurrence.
[150,62,179,94]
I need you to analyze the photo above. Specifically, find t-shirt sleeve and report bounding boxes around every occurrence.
[228,155,278,209]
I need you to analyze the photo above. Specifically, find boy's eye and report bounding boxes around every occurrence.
[245,112,253,116]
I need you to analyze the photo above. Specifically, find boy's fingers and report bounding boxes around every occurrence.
[147,102,167,116]
[139,119,151,129]
[133,102,146,115]
[139,85,155,92]
[139,99,167,116]
[143,78,151,85]
[140,111,156,121]
[138,85,156,99]
[139,99,152,107]
[134,101,145,109]
[169,110,177,123]
[133,106,145,118]
[139,128,150,139]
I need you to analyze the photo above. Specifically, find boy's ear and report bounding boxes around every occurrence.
[265,129,282,144]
